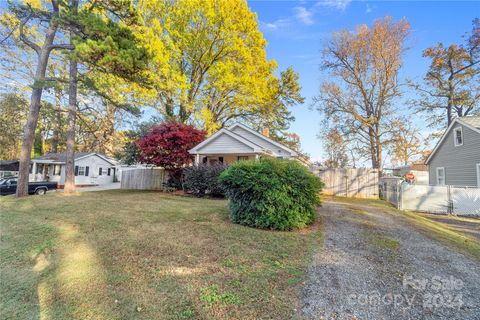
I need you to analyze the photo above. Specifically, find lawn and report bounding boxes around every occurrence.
[0,190,321,320]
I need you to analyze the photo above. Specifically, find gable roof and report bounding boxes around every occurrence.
[189,128,263,153]
[425,116,480,164]
[32,152,116,165]
[227,123,298,156]
[189,123,297,156]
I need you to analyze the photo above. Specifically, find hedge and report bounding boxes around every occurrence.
[219,158,323,230]
[183,164,228,197]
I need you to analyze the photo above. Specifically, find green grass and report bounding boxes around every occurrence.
[401,210,480,261]
[0,190,321,320]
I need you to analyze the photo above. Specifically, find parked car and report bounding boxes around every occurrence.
[0,177,57,196]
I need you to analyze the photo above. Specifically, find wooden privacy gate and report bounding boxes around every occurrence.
[120,168,167,190]
[318,168,379,199]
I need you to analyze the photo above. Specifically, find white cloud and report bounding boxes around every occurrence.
[261,18,291,30]
[293,6,314,25]
[316,0,352,11]
[365,4,373,13]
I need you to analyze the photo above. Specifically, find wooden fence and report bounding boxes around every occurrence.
[317,168,379,199]
[120,168,167,190]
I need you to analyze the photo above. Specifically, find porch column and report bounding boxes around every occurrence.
[31,162,37,181]
[195,154,200,165]
[255,154,260,160]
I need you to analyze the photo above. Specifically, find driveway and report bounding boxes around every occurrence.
[301,199,480,320]
[58,182,121,193]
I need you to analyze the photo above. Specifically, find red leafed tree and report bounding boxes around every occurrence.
[137,122,205,170]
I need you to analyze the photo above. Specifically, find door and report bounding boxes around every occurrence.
[6,178,17,195]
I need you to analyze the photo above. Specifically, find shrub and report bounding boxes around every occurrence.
[219,158,323,230]
[183,164,228,197]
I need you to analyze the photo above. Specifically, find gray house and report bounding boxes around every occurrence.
[426,116,480,187]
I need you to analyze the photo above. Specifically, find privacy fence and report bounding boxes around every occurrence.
[381,178,480,216]
[317,168,379,199]
[120,168,168,190]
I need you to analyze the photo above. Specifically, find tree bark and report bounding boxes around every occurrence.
[51,87,62,153]
[64,41,78,193]
[16,39,57,197]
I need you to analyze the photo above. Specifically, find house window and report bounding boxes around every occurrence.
[78,166,85,176]
[54,165,61,176]
[237,156,248,161]
[477,164,480,187]
[454,127,463,146]
[436,167,446,185]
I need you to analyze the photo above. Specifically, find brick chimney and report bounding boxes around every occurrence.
[262,128,270,137]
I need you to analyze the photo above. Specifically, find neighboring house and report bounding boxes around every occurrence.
[189,123,298,165]
[0,160,19,178]
[426,116,480,187]
[393,163,429,185]
[30,152,117,187]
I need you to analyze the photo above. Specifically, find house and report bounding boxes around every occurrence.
[393,163,429,185]
[0,160,19,178]
[30,152,117,187]
[189,123,298,165]
[425,116,480,187]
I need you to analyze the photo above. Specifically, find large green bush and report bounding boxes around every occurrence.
[183,164,228,197]
[219,158,323,230]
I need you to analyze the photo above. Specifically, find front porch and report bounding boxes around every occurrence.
[193,153,261,165]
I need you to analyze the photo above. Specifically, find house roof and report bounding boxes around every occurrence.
[459,115,480,130]
[425,115,480,164]
[32,152,116,165]
[228,123,298,156]
[189,128,264,154]
[189,123,297,156]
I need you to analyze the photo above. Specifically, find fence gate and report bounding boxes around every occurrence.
[318,168,379,199]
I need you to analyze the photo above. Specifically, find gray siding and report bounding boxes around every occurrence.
[429,124,480,186]
[230,126,293,158]
[196,132,255,154]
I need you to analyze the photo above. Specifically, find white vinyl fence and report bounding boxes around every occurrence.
[382,179,480,216]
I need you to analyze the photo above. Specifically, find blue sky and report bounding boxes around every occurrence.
[247,0,479,162]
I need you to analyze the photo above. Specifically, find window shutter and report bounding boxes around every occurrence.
[107,168,111,176]
[99,168,102,176]
[74,166,79,176]
[85,166,89,176]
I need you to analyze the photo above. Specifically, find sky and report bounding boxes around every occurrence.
[246,0,479,163]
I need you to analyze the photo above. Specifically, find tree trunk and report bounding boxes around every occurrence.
[16,49,54,197]
[64,47,78,193]
[51,87,62,153]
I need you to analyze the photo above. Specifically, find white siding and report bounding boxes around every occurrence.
[195,132,255,154]
[74,155,115,185]
[230,126,293,158]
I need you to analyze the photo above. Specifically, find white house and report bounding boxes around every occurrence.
[30,152,117,187]
[189,123,298,165]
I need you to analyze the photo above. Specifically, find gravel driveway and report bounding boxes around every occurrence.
[301,199,480,320]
